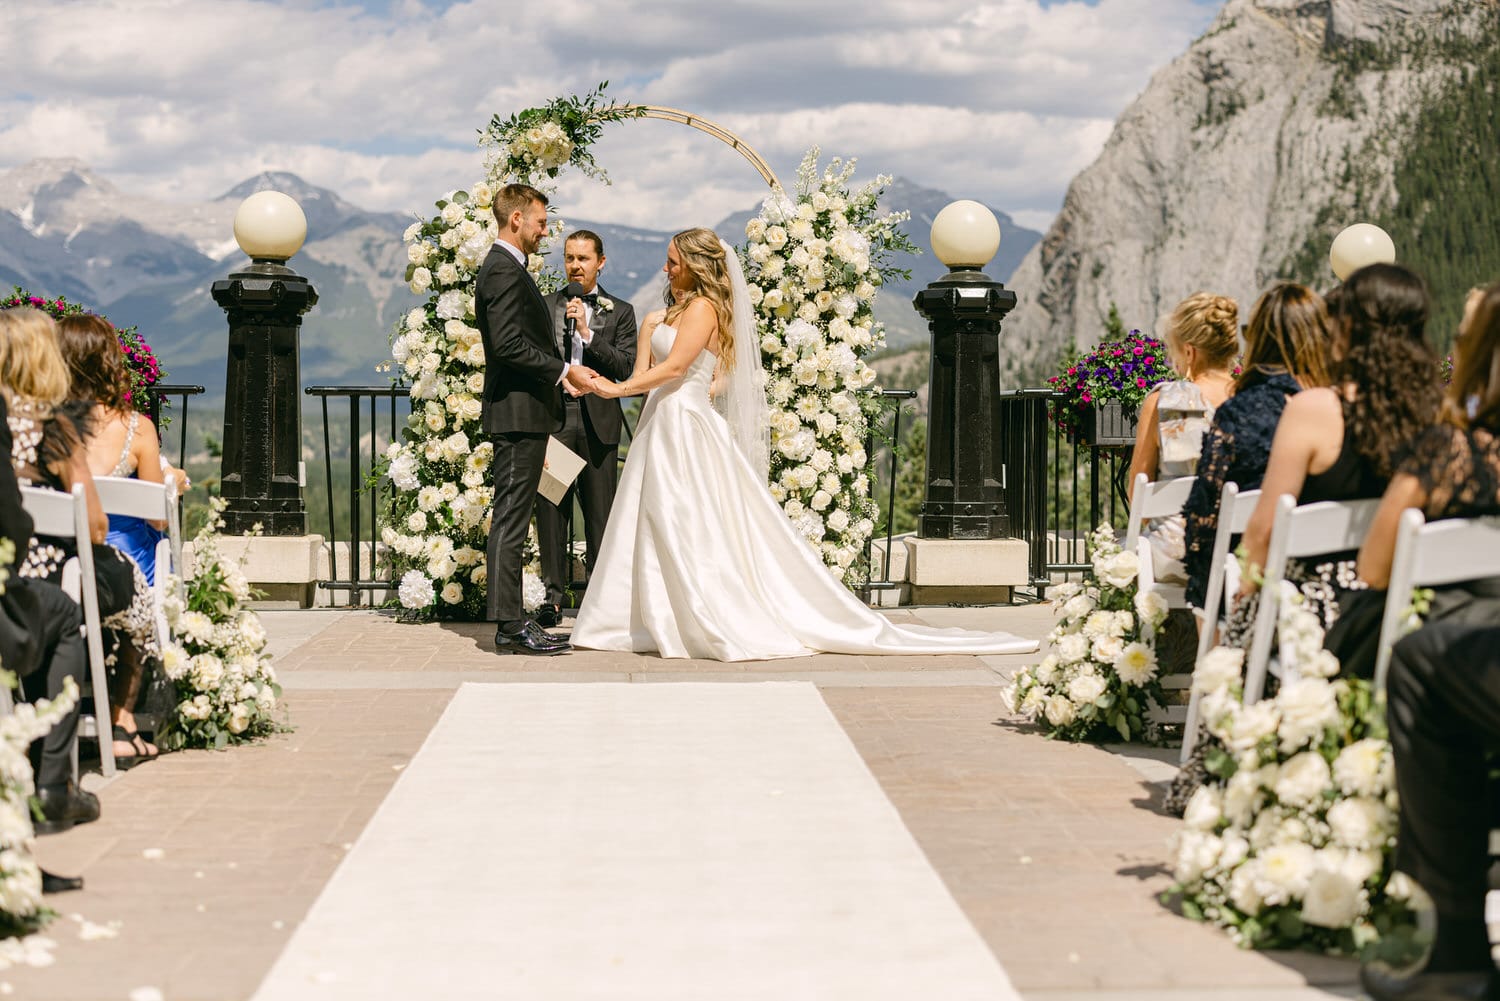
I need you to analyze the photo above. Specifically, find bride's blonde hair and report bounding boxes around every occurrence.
[665,227,738,370]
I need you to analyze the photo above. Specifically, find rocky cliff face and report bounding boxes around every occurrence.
[1002,0,1499,379]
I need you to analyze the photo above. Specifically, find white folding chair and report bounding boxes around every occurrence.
[1242,496,1381,704]
[1180,484,1261,762]
[1125,472,1197,617]
[92,473,181,646]
[20,483,116,777]
[1374,511,1500,692]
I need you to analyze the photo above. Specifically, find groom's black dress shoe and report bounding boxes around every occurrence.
[1360,965,1500,1001]
[494,620,570,656]
[535,603,563,628]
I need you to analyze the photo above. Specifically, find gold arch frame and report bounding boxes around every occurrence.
[628,105,782,191]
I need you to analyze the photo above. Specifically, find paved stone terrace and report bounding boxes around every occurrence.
[8,604,1361,1000]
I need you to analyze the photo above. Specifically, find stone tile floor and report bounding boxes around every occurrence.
[7,603,1363,1000]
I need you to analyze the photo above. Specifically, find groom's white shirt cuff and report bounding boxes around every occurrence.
[495,238,569,386]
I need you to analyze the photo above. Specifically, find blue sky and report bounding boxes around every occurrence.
[0,0,1222,231]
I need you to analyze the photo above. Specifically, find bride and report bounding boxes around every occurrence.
[570,227,1038,661]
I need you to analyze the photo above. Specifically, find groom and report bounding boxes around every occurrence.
[478,183,596,655]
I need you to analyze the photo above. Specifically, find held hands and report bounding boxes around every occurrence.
[591,377,626,400]
[563,365,598,397]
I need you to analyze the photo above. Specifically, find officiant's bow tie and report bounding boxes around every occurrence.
[579,293,599,305]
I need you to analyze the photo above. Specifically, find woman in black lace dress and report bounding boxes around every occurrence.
[0,308,162,767]
[1181,283,1333,612]
[1234,263,1441,632]
[1357,280,1500,627]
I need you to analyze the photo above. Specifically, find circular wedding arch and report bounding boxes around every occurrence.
[625,105,783,191]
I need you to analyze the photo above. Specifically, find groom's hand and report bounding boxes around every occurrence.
[563,365,598,397]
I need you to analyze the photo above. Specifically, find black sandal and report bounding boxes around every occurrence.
[110,724,157,768]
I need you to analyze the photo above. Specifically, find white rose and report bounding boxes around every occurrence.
[1182,786,1223,833]
[1096,549,1139,589]
[1056,633,1089,664]
[1192,645,1244,694]
[1273,751,1333,808]
[1044,695,1076,727]
[1067,673,1107,706]
[1083,610,1113,639]
[440,582,464,604]
[407,242,430,265]
[406,511,427,533]
[1170,829,1222,884]
[1255,842,1315,905]
[437,263,459,286]
[1061,593,1096,620]
[410,267,432,294]
[1300,869,1363,928]
[1090,635,1124,665]
[1229,862,1264,913]
[1133,589,1169,628]
[1326,797,1394,851]
[1034,654,1060,684]
[1224,700,1281,753]
[1275,679,1341,752]
[1332,739,1392,797]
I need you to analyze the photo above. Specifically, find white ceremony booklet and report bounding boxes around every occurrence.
[537,436,587,505]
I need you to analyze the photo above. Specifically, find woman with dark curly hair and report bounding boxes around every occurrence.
[1235,262,1442,626]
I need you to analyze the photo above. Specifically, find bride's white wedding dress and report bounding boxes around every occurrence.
[570,323,1039,661]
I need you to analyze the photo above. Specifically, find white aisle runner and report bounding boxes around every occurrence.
[253,683,1020,1000]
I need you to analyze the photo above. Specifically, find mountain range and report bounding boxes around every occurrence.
[1003,0,1500,378]
[0,160,1039,401]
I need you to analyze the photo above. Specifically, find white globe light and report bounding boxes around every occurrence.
[233,191,308,262]
[931,199,1001,270]
[1329,223,1395,281]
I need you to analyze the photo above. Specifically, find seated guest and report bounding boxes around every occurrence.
[1235,263,1442,634]
[0,390,97,864]
[55,314,188,585]
[1126,292,1239,582]
[1181,282,1332,611]
[1364,621,1500,1001]
[0,308,161,768]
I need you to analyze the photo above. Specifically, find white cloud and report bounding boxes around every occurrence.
[0,0,1218,230]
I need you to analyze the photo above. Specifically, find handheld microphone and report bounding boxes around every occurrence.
[564,281,588,338]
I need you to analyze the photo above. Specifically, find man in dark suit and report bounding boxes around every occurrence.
[1361,622,1500,1001]
[533,231,638,625]
[478,183,597,655]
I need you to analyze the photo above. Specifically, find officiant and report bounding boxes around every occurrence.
[534,230,638,626]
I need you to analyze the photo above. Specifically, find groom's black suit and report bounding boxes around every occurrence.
[477,242,565,623]
[535,285,637,605]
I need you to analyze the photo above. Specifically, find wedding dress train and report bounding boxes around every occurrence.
[570,324,1039,662]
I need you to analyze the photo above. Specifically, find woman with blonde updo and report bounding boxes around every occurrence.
[571,228,1036,662]
[1127,292,1239,583]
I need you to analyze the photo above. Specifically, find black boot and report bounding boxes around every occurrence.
[41,869,83,894]
[33,783,101,835]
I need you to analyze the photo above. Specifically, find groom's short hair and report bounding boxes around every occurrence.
[566,230,604,257]
[492,183,548,224]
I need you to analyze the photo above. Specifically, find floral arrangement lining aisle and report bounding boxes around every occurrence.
[1003,525,1169,742]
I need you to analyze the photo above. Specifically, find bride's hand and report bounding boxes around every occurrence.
[592,378,624,399]
[641,309,667,337]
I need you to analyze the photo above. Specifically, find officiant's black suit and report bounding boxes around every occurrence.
[535,286,637,606]
[477,243,566,624]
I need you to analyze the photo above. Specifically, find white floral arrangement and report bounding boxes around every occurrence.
[378,87,639,620]
[0,536,79,936]
[742,150,916,584]
[1002,524,1168,741]
[158,498,282,750]
[0,677,77,937]
[1165,592,1420,962]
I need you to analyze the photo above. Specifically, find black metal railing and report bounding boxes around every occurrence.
[144,384,207,469]
[864,388,918,595]
[306,385,411,603]
[304,382,922,607]
[1006,390,1133,587]
[999,389,1131,595]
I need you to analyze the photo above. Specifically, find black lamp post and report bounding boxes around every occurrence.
[211,192,316,536]
[912,201,1015,540]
